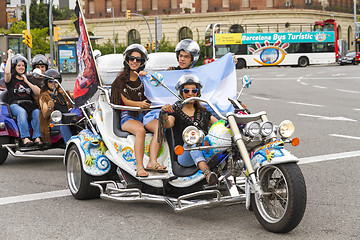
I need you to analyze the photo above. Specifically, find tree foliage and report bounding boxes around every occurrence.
[21,0,75,29]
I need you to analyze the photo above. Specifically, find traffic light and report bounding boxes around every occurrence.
[22,29,32,48]
[53,26,61,42]
[152,41,155,50]
[146,43,150,51]
[126,10,131,19]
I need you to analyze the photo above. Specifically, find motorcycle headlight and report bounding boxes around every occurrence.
[260,121,273,136]
[244,121,260,137]
[182,126,205,146]
[50,110,62,124]
[278,120,295,138]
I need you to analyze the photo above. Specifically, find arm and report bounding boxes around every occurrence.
[121,94,151,109]
[39,96,55,119]
[23,74,41,95]
[4,49,12,83]
[161,104,175,128]
[209,116,218,126]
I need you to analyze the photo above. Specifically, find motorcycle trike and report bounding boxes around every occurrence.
[64,74,307,233]
[0,70,85,165]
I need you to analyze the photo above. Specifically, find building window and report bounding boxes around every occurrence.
[285,1,293,7]
[128,29,141,45]
[242,0,249,8]
[305,0,312,4]
[266,0,273,8]
[89,0,95,14]
[178,27,193,41]
[106,0,112,12]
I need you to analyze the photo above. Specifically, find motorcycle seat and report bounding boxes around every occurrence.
[165,128,199,177]
[113,110,130,138]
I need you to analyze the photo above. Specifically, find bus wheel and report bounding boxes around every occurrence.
[298,57,309,67]
[236,59,246,69]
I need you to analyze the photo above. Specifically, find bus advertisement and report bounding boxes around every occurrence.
[205,22,337,68]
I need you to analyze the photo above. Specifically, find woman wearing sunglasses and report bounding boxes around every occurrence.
[38,69,74,146]
[111,44,166,177]
[160,74,218,185]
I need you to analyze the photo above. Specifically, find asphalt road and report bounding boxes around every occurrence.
[0,64,359,239]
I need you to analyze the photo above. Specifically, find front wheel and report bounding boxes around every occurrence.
[251,163,307,233]
[66,144,101,200]
[236,59,246,69]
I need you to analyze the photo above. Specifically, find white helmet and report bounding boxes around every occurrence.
[123,44,148,71]
[175,74,203,99]
[175,39,200,68]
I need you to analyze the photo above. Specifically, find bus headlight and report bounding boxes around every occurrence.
[260,121,273,136]
[244,121,261,137]
[50,110,62,124]
[182,126,204,146]
[278,120,295,138]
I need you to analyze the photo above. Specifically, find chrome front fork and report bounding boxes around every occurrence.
[227,115,264,197]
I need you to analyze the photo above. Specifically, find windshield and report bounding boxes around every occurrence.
[345,52,355,57]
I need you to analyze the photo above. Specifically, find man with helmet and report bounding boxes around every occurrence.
[111,44,167,177]
[38,69,74,145]
[160,74,218,185]
[30,54,49,90]
[4,49,42,146]
[168,39,200,70]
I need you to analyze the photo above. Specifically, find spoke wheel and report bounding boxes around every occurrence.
[252,163,306,233]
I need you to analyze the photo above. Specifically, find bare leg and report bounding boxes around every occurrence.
[122,120,148,176]
[144,119,166,169]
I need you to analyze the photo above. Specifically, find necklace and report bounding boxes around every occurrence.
[126,81,143,91]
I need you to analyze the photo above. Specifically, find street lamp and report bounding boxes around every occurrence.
[107,7,116,54]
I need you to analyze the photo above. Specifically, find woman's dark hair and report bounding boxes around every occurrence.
[117,61,131,82]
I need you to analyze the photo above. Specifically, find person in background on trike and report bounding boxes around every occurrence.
[38,69,74,146]
[4,49,42,147]
[160,74,218,185]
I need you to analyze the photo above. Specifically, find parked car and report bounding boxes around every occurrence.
[338,51,359,65]
[96,52,178,85]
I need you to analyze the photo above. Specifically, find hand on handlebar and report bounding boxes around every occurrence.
[48,100,55,110]
[161,104,174,114]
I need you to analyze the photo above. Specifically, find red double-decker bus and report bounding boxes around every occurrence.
[314,19,339,60]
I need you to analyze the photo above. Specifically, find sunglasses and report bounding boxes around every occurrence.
[128,56,143,63]
[182,88,198,94]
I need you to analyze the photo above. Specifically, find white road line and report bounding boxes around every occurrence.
[354,108,360,111]
[300,82,308,85]
[0,189,71,206]
[329,134,360,140]
[289,102,323,107]
[252,96,271,101]
[1,149,360,206]
[336,89,360,94]
[298,150,360,165]
[298,113,357,122]
[305,74,312,77]
[313,85,327,89]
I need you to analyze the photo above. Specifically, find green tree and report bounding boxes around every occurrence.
[21,0,74,29]
[31,28,50,56]
[8,21,27,34]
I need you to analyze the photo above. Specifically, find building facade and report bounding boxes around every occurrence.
[81,0,356,18]
[55,1,357,51]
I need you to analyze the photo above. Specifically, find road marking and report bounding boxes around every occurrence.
[305,74,312,77]
[329,134,360,140]
[298,113,357,122]
[300,82,308,85]
[0,189,71,206]
[1,149,360,206]
[331,73,346,76]
[298,150,360,165]
[313,85,327,89]
[252,96,271,101]
[354,108,360,111]
[289,102,323,107]
[336,89,360,94]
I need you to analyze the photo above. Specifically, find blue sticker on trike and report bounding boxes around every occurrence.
[70,129,111,175]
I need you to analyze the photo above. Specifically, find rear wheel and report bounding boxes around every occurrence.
[236,59,246,69]
[66,144,101,200]
[298,57,309,67]
[251,163,307,233]
[0,137,10,165]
